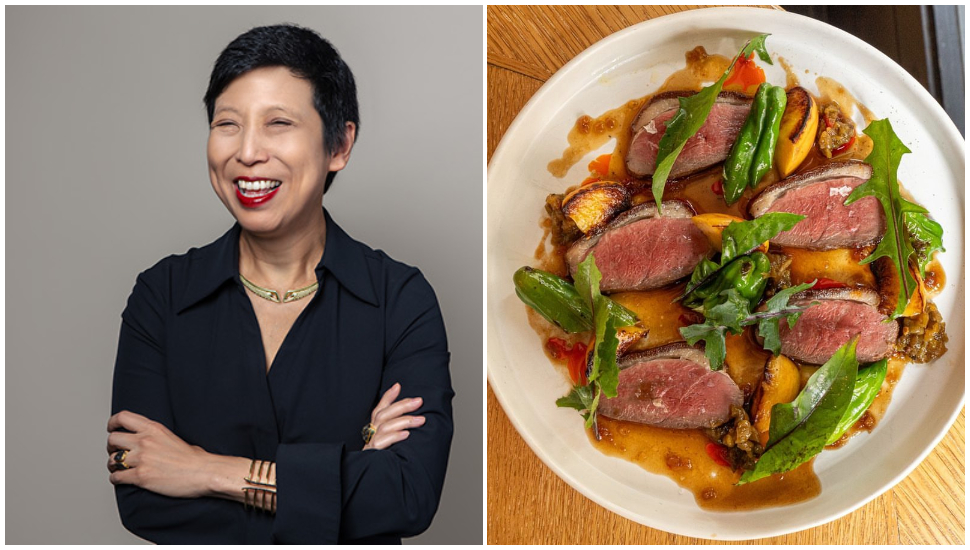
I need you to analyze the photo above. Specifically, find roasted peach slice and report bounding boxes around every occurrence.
[775,87,819,178]
[751,354,801,447]
[561,181,630,235]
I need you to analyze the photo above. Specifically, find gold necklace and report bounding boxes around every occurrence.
[239,273,319,304]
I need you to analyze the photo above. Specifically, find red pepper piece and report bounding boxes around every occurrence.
[546,338,588,385]
[723,53,766,96]
[812,278,848,290]
[705,442,732,468]
[546,337,569,359]
[711,179,724,195]
[587,153,612,177]
[831,134,856,156]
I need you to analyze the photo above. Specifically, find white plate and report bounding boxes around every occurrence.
[487,7,965,540]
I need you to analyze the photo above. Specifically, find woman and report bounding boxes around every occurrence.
[106,24,453,544]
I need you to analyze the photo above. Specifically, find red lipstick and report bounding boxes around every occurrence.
[234,177,281,208]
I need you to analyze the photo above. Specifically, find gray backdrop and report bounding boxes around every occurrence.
[5,6,482,544]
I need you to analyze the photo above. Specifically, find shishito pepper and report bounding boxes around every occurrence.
[686,252,771,312]
[722,83,787,205]
[513,267,592,333]
[734,252,771,308]
[512,266,638,333]
[749,86,787,187]
[723,83,770,204]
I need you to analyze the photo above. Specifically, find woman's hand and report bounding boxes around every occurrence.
[106,410,214,499]
[363,383,426,450]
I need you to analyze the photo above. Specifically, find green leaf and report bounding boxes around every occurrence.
[756,281,816,355]
[652,33,770,209]
[904,211,945,278]
[826,359,888,445]
[680,322,727,371]
[590,296,621,397]
[586,386,602,429]
[741,33,772,63]
[573,254,601,314]
[739,338,859,484]
[556,384,594,411]
[573,254,640,327]
[557,384,596,425]
[563,253,627,424]
[846,119,942,318]
[705,289,751,333]
[720,213,804,265]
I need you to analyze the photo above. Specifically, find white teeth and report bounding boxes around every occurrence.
[235,179,281,192]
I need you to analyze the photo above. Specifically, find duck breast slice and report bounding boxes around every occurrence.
[598,343,742,429]
[748,161,885,250]
[778,288,899,364]
[625,91,753,179]
[565,201,713,293]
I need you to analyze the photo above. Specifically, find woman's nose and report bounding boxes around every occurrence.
[235,128,270,165]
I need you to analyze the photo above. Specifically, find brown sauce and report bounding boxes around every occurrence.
[527,44,949,511]
[777,56,801,90]
[593,416,821,510]
[547,100,644,179]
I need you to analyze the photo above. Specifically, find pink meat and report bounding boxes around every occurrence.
[764,178,885,250]
[626,102,750,179]
[598,359,743,429]
[566,217,712,292]
[779,299,899,364]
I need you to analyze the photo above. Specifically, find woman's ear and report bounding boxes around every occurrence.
[327,122,356,172]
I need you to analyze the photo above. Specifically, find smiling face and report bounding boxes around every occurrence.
[207,66,351,236]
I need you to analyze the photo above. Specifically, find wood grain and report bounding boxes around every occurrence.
[486,4,965,544]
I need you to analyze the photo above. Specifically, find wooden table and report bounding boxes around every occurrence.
[487,5,965,544]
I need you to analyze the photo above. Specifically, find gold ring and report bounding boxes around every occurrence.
[361,423,376,444]
[114,449,131,470]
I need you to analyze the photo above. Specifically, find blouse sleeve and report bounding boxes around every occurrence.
[111,269,248,543]
[272,269,454,543]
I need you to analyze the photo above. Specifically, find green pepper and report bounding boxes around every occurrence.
[749,86,787,187]
[513,267,592,333]
[513,266,639,333]
[701,259,745,312]
[683,258,719,309]
[691,252,770,313]
[734,251,771,308]
[723,83,770,205]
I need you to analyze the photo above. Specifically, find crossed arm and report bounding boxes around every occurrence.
[106,382,424,504]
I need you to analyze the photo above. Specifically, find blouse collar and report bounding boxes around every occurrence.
[175,207,379,313]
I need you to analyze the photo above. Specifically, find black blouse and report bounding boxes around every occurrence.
[110,208,453,544]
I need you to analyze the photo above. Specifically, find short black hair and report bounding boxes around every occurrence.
[204,24,359,193]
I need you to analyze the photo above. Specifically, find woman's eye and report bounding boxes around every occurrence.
[213,121,237,128]
[270,120,292,126]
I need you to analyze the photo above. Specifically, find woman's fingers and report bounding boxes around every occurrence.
[107,431,137,454]
[107,410,152,433]
[377,415,426,436]
[371,383,402,420]
[109,467,138,486]
[364,384,426,450]
[369,428,411,451]
[374,396,423,425]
